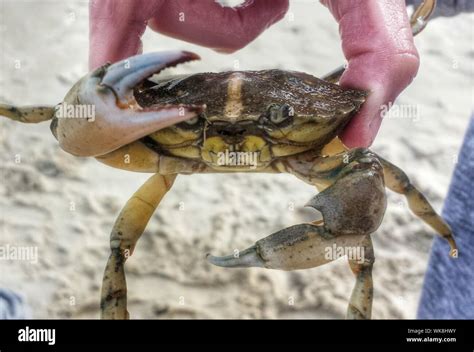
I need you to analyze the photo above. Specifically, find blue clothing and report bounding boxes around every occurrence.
[407,0,474,17]
[418,116,474,318]
[0,288,30,319]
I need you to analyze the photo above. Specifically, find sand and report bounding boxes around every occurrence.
[0,0,472,319]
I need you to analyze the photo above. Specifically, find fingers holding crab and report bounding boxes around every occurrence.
[53,51,206,157]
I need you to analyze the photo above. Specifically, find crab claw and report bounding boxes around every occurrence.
[54,51,204,157]
[206,246,265,268]
[101,51,199,106]
[207,224,367,271]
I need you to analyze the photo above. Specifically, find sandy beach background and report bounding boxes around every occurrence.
[0,0,472,319]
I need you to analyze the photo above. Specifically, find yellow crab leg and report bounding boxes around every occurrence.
[101,173,176,319]
[347,235,375,320]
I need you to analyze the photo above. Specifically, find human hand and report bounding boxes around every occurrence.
[84,0,288,156]
[90,0,421,149]
[89,0,289,69]
[322,0,420,148]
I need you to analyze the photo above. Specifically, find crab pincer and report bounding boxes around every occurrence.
[207,156,389,319]
[207,224,370,270]
[54,51,205,157]
[207,158,387,271]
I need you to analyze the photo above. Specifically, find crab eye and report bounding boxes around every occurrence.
[267,104,293,124]
[185,116,199,125]
[175,113,205,131]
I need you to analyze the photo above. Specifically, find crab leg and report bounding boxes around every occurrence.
[289,147,457,255]
[207,224,367,270]
[54,51,204,157]
[347,235,375,319]
[0,105,55,123]
[208,154,387,319]
[378,156,457,257]
[101,173,176,319]
[209,147,456,318]
[209,153,386,267]
[208,225,374,320]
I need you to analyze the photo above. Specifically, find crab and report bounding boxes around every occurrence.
[0,0,454,320]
